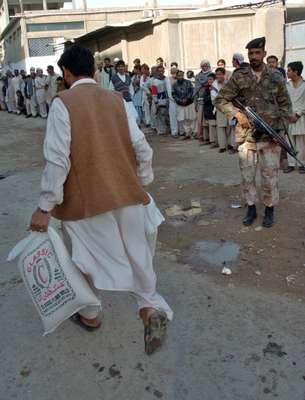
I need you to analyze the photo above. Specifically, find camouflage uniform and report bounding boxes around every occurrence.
[214,64,292,207]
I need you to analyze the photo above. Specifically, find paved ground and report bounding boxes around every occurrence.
[1,111,305,400]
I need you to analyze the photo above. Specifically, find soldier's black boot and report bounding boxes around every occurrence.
[243,205,257,226]
[263,206,274,228]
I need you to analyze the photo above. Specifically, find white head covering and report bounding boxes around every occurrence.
[113,57,120,63]
[200,59,211,68]
[232,53,244,65]
[30,67,35,73]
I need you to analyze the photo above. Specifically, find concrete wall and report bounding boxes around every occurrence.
[89,5,285,73]
[2,19,27,67]
[1,5,286,72]
[0,9,146,66]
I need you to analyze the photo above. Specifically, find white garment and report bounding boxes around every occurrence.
[7,78,17,113]
[140,75,151,125]
[165,76,178,136]
[45,73,60,105]
[287,79,305,135]
[11,75,21,102]
[35,76,47,118]
[287,135,305,167]
[176,103,196,122]
[39,78,173,320]
[26,96,38,117]
[94,68,112,90]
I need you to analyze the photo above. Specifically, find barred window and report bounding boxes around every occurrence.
[28,38,55,57]
[27,21,84,32]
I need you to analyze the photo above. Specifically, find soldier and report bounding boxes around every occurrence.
[215,37,292,228]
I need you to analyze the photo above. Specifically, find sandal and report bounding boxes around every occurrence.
[70,313,101,332]
[143,311,167,355]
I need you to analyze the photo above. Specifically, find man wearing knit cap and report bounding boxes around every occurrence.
[195,59,212,143]
[215,37,292,228]
[29,45,172,355]
[232,53,247,70]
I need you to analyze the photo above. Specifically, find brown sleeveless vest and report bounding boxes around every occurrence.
[52,83,150,221]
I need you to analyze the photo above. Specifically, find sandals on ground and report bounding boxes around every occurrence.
[144,311,167,355]
[70,313,101,332]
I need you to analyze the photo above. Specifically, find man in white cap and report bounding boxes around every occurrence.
[94,57,114,90]
[35,68,48,118]
[45,65,60,107]
[11,69,21,113]
[232,53,247,70]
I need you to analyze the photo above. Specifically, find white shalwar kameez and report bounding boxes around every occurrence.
[39,78,173,321]
[35,76,47,118]
[6,77,17,113]
[140,75,151,126]
[165,77,178,137]
[287,79,305,167]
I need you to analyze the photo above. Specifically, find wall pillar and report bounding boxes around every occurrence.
[80,0,87,11]
[121,31,129,65]
[42,0,48,10]
[3,0,10,27]
[19,0,24,14]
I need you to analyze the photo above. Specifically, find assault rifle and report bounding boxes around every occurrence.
[235,100,305,168]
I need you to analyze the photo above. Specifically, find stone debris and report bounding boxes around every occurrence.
[286,274,297,285]
[263,342,287,358]
[222,267,232,275]
[191,200,201,208]
[165,201,202,218]
[183,207,202,217]
[255,226,263,232]
[20,367,32,377]
[255,270,262,276]
[165,205,184,217]
[197,220,210,226]
[231,202,241,209]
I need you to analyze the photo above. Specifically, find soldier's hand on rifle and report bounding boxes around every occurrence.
[289,114,299,123]
[235,111,251,129]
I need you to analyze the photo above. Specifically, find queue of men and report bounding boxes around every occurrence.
[1,41,305,231]
[92,52,304,160]
[0,66,61,118]
[1,38,304,355]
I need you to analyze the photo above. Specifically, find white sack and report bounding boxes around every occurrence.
[144,194,165,256]
[7,227,101,335]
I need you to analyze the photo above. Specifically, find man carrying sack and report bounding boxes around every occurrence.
[30,45,172,355]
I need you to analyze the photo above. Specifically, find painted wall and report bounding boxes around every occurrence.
[88,6,286,73]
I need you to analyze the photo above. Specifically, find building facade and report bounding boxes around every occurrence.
[0,1,201,72]
[74,4,286,72]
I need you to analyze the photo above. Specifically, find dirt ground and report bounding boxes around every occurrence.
[1,111,305,400]
[147,132,305,299]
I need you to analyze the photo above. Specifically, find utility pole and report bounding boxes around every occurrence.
[19,0,24,14]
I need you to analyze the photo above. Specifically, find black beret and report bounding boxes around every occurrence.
[246,37,266,50]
